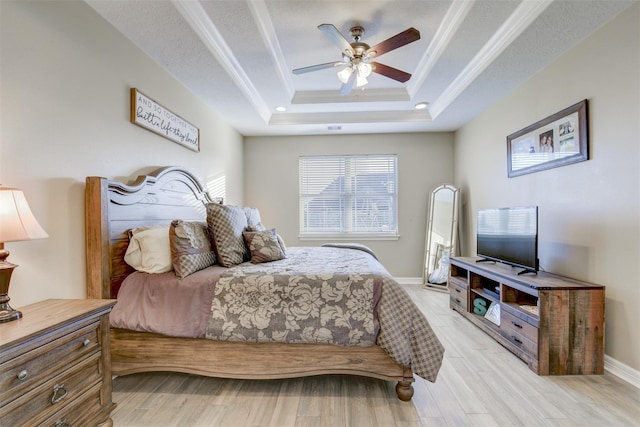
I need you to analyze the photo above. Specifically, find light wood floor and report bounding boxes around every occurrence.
[111,284,640,426]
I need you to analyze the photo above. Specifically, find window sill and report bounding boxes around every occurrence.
[298,234,400,241]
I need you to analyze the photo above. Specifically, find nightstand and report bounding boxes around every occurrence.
[0,299,116,426]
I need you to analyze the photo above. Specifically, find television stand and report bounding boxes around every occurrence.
[448,257,604,375]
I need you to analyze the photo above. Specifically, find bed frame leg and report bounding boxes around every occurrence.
[395,380,414,401]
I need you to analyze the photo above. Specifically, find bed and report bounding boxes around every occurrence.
[84,166,444,401]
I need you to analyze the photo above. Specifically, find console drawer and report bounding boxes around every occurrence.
[501,310,538,344]
[0,322,100,406]
[449,276,468,290]
[502,328,538,357]
[0,352,102,427]
[449,281,468,311]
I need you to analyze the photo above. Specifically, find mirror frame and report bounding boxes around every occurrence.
[423,184,460,289]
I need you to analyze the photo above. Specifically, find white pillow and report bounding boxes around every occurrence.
[124,225,173,273]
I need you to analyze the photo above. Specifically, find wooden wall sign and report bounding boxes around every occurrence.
[130,88,200,152]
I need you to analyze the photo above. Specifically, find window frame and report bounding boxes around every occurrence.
[298,154,399,240]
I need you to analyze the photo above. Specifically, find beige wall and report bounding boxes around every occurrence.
[0,1,243,307]
[244,133,454,278]
[454,4,639,371]
[2,0,636,374]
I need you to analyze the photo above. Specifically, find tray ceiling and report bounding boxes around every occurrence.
[86,0,634,136]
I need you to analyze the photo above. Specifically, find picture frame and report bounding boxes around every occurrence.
[507,99,588,177]
[130,88,200,152]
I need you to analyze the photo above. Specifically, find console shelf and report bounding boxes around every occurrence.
[448,257,605,375]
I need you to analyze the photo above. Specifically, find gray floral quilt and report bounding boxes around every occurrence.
[207,246,380,346]
[206,246,444,382]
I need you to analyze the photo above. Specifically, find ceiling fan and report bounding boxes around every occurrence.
[292,24,420,96]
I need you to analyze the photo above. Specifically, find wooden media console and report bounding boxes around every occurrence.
[448,257,605,375]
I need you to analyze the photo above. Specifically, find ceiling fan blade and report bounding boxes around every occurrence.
[339,71,356,96]
[293,61,344,75]
[318,24,355,56]
[366,27,420,58]
[371,62,412,83]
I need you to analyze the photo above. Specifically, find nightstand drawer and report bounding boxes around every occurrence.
[0,352,102,427]
[42,383,106,427]
[0,321,100,406]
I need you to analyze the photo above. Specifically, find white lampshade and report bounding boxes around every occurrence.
[337,66,353,84]
[356,74,368,88]
[358,62,372,77]
[0,188,48,243]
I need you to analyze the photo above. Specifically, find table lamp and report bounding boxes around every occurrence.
[0,187,49,323]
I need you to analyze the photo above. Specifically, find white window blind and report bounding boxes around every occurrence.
[299,155,398,237]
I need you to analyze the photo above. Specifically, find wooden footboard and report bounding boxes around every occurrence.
[110,329,414,400]
[85,167,415,401]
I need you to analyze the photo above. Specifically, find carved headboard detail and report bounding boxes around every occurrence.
[85,166,218,299]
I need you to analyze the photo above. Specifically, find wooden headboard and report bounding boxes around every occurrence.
[85,166,218,299]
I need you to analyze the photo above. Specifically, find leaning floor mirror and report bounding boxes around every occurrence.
[423,184,460,290]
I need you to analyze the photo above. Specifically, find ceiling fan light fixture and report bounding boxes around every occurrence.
[295,24,420,96]
[355,74,368,88]
[337,66,353,84]
[358,62,372,77]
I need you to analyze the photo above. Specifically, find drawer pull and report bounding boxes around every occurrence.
[512,336,523,345]
[51,383,68,404]
[17,370,28,381]
[83,338,91,346]
[455,298,461,304]
[511,321,523,329]
[55,419,71,427]
[455,288,461,293]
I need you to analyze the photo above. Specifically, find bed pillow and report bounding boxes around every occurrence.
[276,234,287,253]
[242,228,286,263]
[243,207,263,229]
[206,203,248,267]
[245,222,267,232]
[124,224,173,273]
[169,220,216,278]
[246,224,286,252]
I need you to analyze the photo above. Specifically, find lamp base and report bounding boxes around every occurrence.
[0,302,22,323]
[0,249,21,323]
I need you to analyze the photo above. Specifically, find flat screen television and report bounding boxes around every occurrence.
[476,206,538,274]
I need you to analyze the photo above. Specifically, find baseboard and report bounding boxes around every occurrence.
[605,355,640,389]
[394,277,423,286]
[396,276,449,291]
[397,276,640,389]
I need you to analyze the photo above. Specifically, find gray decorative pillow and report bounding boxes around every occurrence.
[169,220,216,278]
[246,224,286,254]
[242,229,286,263]
[206,204,248,267]
[245,223,267,232]
[243,207,262,229]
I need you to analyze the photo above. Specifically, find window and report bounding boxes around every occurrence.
[299,155,398,238]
